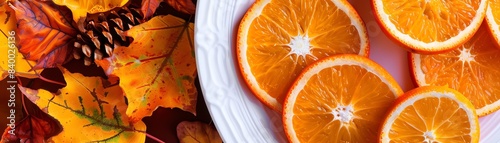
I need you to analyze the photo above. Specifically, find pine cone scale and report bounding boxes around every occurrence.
[73,5,143,66]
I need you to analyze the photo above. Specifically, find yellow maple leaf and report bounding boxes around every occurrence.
[0,4,41,80]
[51,0,129,22]
[22,68,146,142]
[96,15,197,123]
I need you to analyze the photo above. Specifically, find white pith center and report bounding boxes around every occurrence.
[332,105,354,124]
[288,35,312,57]
[458,47,475,63]
[423,131,437,143]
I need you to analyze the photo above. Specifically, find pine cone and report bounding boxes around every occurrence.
[73,6,144,66]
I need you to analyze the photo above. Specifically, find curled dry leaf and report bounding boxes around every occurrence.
[96,15,197,123]
[1,97,63,143]
[18,85,40,104]
[52,0,129,22]
[166,0,196,15]
[176,121,222,143]
[1,115,62,143]
[21,68,146,142]
[0,4,41,80]
[10,0,77,70]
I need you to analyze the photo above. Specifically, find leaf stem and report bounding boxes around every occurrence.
[0,29,7,38]
[16,76,31,116]
[46,95,165,142]
[146,134,165,143]
[135,130,165,143]
[38,75,66,86]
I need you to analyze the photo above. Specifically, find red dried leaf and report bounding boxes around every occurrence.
[1,127,17,143]
[140,0,161,20]
[1,95,62,143]
[166,0,196,15]
[1,116,62,143]
[133,0,196,21]
[10,0,77,69]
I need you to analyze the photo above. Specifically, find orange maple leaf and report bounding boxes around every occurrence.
[96,15,197,123]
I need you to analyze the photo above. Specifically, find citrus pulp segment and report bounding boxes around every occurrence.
[283,55,403,143]
[373,0,487,53]
[486,0,500,48]
[410,24,500,116]
[237,0,369,111]
[380,86,479,143]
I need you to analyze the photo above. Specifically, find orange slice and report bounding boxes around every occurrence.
[486,0,500,48]
[410,24,500,116]
[373,0,487,53]
[283,55,403,142]
[380,86,479,143]
[237,0,369,111]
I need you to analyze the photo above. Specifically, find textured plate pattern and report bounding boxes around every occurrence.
[195,0,286,142]
[195,0,500,142]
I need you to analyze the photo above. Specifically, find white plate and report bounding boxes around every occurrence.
[194,0,500,142]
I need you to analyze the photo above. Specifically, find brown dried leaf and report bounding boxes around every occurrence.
[140,0,161,20]
[1,115,63,143]
[166,0,196,15]
[10,0,77,69]
[0,4,42,78]
[1,94,63,143]
[176,121,222,143]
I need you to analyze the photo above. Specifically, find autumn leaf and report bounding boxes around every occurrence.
[21,68,147,142]
[0,4,41,80]
[166,0,196,15]
[140,0,161,20]
[141,0,196,18]
[10,0,77,70]
[1,116,62,143]
[51,0,129,23]
[0,4,14,27]
[177,121,222,143]
[96,15,197,123]
[1,95,63,143]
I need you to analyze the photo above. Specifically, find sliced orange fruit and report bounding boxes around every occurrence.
[410,24,500,116]
[372,0,487,53]
[380,86,479,143]
[486,0,500,48]
[237,0,369,111]
[283,55,403,143]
